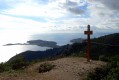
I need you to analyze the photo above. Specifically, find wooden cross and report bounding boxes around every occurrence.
[84,25,93,62]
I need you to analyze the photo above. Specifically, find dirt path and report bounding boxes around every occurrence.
[0,57,106,80]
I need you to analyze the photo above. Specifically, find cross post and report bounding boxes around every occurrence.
[84,25,93,62]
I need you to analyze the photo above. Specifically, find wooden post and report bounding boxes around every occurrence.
[84,25,93,62]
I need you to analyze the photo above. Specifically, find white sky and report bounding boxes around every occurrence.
[0,0,119,35]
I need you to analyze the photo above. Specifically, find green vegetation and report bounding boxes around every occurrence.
[90,33,119,59]
[99,55,109,62]
[0,62,6,73]
[86,55,119,80]
[38,62,55,73]
[0,62,12,73]
[87,33,119,79]
[9,56,29,70]
[0,55,29,73]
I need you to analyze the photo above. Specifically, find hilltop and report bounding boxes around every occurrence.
[0,57,106,80]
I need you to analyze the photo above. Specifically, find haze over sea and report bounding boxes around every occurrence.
[0,33,109,62]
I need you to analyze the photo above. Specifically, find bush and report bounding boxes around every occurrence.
[0,62,12,73]
[0,63,5,73]
[87,55,119,80]
[106,67,119,80]
[10,56,29,70]
[38,62,55,73]
[99,55,109,62]
[0,56,29,73]
[87,67,109,80]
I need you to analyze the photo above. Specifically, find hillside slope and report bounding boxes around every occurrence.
[90,33,119,59]
[0,57,106,80]
[8,33,119,62]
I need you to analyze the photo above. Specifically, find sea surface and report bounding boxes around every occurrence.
[0,33,109,62]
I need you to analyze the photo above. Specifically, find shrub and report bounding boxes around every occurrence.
[87,55,119,80]
[87,67,109,80]
[0,62,12,73]
[38,62,55,73]
[99,55,109,62]
[0,63,5,73]
[106,67,119,80]
[10,56,29,70]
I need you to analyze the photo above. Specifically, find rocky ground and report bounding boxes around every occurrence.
[0,57,106,80]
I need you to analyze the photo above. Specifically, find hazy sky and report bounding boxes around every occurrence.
[0,0,119,34]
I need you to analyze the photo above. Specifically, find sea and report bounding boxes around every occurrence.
[0,33,109,62]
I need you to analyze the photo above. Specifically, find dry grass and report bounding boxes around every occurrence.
[0,57,106,80]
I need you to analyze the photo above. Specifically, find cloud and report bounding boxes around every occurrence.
[67,6,84,14]
[0,0,119,33]
[1,0,86,18]
[61,0,86,15]
[0,13,55,34]
[99,0,119,11]
[1,0,66,19]
[85,0,119,32]
[65,0,78,7]
[88,0,119,17]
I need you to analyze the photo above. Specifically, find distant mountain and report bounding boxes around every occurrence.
[70,38,85,43]
[8,33,119,62]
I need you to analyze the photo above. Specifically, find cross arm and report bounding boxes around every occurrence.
[84,31,93,35]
